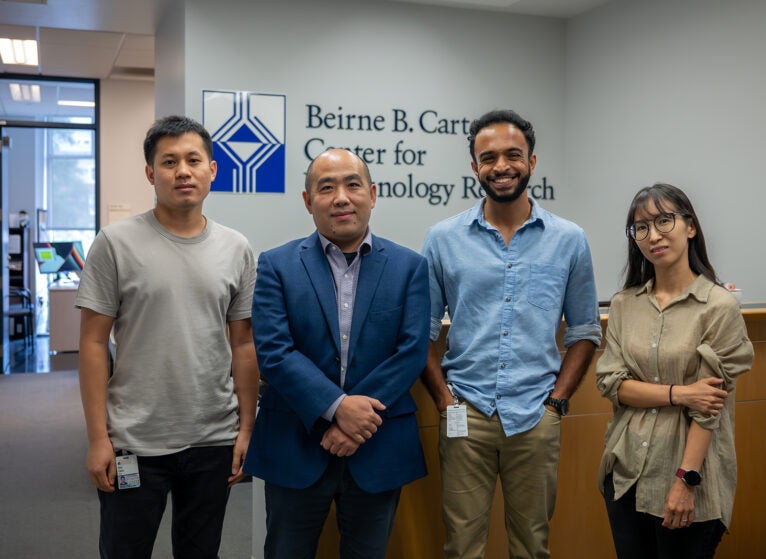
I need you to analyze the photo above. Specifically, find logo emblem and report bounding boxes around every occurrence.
[202,90,286,193]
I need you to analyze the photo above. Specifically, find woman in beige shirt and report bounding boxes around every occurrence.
[597,183,753,559]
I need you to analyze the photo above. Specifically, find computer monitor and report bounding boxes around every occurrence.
[33,241,86,275]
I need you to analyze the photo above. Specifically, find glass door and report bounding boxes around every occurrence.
[0,75,98,371]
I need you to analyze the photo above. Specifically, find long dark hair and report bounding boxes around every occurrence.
[623,183,718,289]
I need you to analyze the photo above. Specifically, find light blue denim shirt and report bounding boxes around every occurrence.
[422,198,601,436]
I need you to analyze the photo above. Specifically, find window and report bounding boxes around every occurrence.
[46,129,96,249]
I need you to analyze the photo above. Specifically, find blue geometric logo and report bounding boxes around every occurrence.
[202,90,286,193]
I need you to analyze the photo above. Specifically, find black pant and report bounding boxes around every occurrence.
[98,446,233,559]
[603,473,726,559]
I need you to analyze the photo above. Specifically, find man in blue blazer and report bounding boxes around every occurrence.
[244,149,430,559]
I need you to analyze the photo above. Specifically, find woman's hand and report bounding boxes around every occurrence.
[662,478,696,529]
[675,377,727,414]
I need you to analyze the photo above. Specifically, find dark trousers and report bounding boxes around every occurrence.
[264,456,401,559]
[603,473,726,559]
[98,445,233,559]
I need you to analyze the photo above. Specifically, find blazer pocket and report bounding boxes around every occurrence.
[367,306,403,324]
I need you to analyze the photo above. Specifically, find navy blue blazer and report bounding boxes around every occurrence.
[244,232,430,493]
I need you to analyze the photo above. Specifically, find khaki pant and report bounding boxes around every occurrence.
[439,402,561,559]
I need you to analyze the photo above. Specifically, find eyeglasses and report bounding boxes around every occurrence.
[626,212,689,241]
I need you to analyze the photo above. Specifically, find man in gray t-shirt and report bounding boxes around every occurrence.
[77,115,259,559]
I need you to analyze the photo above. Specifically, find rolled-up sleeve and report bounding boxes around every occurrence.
[562,233,602,348]
[689,300,754,429]
[595,302,634,406]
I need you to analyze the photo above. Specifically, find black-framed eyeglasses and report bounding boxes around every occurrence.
[626,212,689,241]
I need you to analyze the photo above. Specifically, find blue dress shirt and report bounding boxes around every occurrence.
[318,230,372,421]
[422,198,601,436]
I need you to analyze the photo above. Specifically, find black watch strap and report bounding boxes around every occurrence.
[545,396,569,416]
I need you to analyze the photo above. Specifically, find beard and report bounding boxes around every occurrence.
[479,169,531,204]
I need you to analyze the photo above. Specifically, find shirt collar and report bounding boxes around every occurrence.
[318,229,373,256]
[465,197,546,231]
[637,274,714,303]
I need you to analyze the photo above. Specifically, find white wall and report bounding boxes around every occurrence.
[151,0,766,301]
[99,78,157,225]
[565,0,766,302]
[156,0,567,258]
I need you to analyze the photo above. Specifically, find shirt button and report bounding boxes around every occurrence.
[496,394,502,400]
[344,274,349,279]
[505,297,511,302]
[651,343,657,348]
[503,331,508,336]
[341,367,345,373]
[507,263,512,269]
[343,302,349,309]
[651,408,657,414]
[490,402,496,408]
[642,441,648,448]
[500,363,506,369]
[342,334,348,340]
[654,376,659,382]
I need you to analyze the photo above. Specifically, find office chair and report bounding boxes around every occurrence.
[7,288,36,348]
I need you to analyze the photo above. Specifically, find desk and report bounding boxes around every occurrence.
[49,280,80,352]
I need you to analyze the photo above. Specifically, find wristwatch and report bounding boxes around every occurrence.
[545,396,569,417]
[676,468,702,487]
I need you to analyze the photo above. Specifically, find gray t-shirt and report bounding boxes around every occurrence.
[76,210,256,456]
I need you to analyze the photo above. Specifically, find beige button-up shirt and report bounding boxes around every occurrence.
[596,275,753,528]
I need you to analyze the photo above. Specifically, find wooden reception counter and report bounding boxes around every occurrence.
[316,308,765,558]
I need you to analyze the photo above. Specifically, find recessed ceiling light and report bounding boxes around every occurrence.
[57,100,96,108]
[0,38,39,65]
[9,83,41,102]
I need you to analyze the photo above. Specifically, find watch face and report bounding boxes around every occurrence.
[683,470,702,486]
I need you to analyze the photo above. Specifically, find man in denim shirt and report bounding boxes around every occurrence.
[421,109,602,559]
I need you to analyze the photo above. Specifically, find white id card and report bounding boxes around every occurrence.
[446,404,468,438]
[116,454,141,490]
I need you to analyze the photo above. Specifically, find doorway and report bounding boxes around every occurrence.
[0,75,99,372]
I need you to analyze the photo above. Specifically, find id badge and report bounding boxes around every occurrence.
[116,454,141,490]
[446,404,468,438]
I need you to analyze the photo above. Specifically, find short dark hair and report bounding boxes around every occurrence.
[467,109,536,161]
[143,115,213,165]
[623,183,718,289]
[304,149,373,194]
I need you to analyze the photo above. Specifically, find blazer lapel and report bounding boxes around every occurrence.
[348,240,387,364]
[300,233,341,355]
